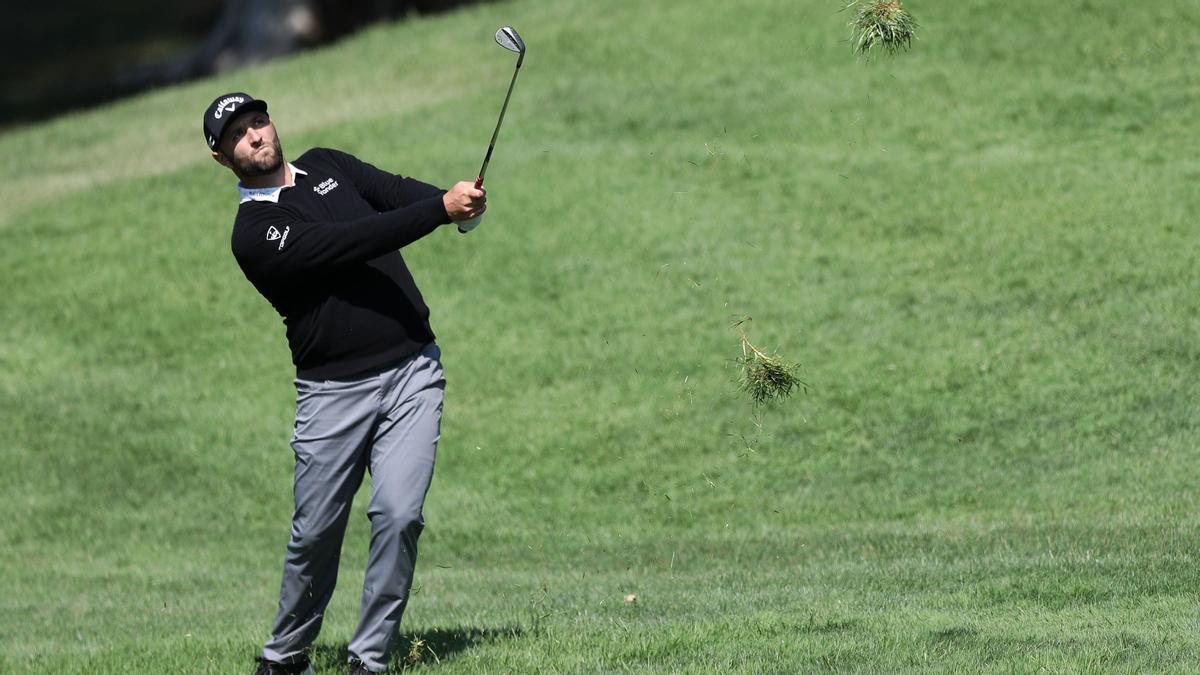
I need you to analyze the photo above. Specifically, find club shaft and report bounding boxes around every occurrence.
[476,56,523,188]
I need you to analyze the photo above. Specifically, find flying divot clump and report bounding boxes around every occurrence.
[849,0,917,56]
[734,318,805,405]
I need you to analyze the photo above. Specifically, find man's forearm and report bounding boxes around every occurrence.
[235,194,451,281]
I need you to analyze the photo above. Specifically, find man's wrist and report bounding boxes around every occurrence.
[436,191,453,224]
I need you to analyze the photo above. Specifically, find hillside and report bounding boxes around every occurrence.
[3,0,1200,671]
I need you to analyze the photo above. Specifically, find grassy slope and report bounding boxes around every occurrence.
[3,0,1200,671]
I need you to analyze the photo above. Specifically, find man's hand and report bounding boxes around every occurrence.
[443,181,487,222]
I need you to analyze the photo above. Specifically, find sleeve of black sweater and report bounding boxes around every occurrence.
[233,195,451,282]
[323,147,446,211]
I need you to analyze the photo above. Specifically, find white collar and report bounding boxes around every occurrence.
[237,163,308,204]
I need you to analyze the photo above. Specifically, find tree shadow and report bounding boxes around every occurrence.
[308,626,522,670]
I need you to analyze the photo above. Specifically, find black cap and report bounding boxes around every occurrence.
[203,92,268,150]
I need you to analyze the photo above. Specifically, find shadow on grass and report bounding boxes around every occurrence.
[307,626,522,670]
[930,626,979,643]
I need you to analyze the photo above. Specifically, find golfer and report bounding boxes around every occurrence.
[203,92,485,675]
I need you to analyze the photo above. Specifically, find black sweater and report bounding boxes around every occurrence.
[230,147,451,380]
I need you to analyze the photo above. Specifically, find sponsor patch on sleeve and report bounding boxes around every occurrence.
[265,225,291,251]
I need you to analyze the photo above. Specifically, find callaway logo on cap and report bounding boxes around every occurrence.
[213,95,245,119]
[203,92,269,150]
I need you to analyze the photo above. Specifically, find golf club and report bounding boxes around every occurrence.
[460,26,525,233]
[476,26,525,190]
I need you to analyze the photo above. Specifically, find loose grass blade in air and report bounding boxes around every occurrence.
[734,318,806,405]
[849,0,917,56]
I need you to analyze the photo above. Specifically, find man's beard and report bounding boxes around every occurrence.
[234,139,284,177]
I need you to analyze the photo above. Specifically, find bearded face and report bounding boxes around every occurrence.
[232,134,284,177]
[217,111,285,179]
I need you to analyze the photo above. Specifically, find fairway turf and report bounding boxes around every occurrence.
[3,0,1200,672]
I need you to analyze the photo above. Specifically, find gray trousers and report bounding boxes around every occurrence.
[262,342,444,673]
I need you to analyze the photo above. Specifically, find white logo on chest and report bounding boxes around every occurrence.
[313,178,339,196]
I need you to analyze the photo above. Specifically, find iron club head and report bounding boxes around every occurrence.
[495,26,525,55]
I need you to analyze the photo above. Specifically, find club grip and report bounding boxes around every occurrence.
[460,177,485,234]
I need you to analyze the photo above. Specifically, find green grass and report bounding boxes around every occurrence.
[3,0,1200,671]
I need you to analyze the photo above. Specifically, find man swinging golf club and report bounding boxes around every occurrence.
[205,90,483,675]
[209,27,524,674]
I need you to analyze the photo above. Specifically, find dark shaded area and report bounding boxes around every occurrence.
[306,627,522,669]
[1,0,490,130]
